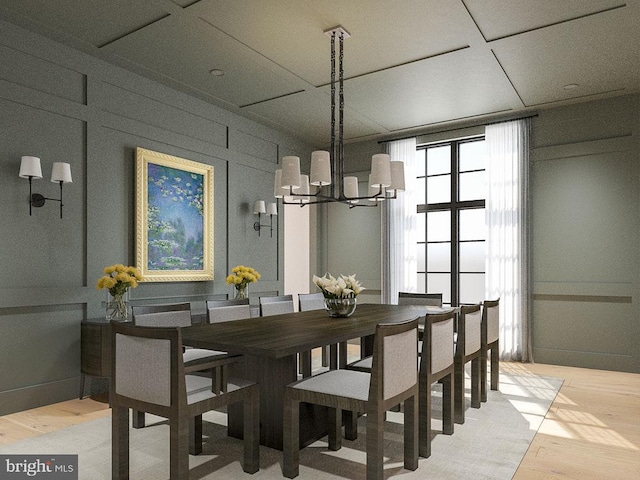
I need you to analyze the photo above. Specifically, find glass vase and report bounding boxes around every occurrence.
[106,291,129,321]
[324,297,357,318]
[235,284,247,299]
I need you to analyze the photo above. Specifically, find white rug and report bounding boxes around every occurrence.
[0,370,562,479]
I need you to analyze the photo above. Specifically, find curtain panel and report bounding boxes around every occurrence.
[382,137,418,304]
[485,118,532,362]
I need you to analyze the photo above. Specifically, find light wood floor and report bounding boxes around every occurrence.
[1,362,638,479]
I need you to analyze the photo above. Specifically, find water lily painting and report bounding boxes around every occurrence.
[135,148,214,281]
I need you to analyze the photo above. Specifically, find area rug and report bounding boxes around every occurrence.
[0,370,562,479]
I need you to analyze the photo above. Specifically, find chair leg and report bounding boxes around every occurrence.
[454,358,465,424]
[471,357,481,409]
[79,373,86,400]
[490,342,499,391]
[404,395,419,471]
[169,416,189,480]
[243,385,260,474]
[189,415,202,456]
[132,410,145,429]
[300,351,312,378]
[283,393,300,479]
[344,410,358,441]
[329,344,338,370]
[418,376,431,458]
[112,405,129,480]
[480,346,488,402]
[365,408,385,480]
[328,407,342,451]
[441,374,454,435]
[338,341,348,369]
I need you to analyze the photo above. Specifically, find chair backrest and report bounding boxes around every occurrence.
[207,298,252,323]
[398,292,443,307]
[369,317,419,405]
[131,302,191,316]
[111,323,183,411]
[259,294,295,316]
[298,292,326,312]
[420,310,455,377]
[482,299,500,345]
[456,304,482,358]
[133,309,192,328]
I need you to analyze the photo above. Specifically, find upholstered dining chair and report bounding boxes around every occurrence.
[110,322,259,479]
[283,317,420,480]
[206,298,252,323]
[131,305,238,428]
[259,294,295,316]
[397,292,444,343]
[298,292,333,372]
[481,298,500,402]
[398,292,443,307]
[454,303,482,424]
[418,310,455,458]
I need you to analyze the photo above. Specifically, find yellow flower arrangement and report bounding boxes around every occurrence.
[226,265,260,293]
[96,264,142,297]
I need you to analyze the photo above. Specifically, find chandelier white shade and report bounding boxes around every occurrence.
[273,26,404,208]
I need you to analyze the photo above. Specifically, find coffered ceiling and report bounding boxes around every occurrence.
[1,0,638,147]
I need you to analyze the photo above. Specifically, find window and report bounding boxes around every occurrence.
[415,138,486,306]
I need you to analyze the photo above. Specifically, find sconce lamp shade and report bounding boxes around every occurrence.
[51,162,72,183]
[389,161,405,192]
[343,176,359,203]
[19,156,43,179]
[280,156,301,189]
[266,202,277,216]
[253,200,266,214]
[310,150,332,186]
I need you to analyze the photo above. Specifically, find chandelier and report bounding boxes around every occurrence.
[273,26,405,207]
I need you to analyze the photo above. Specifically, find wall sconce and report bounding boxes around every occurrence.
[253,200,277,237]
[19,156,73,218]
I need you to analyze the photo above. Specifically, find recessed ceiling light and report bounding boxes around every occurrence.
[563,83,579,90]
[209,69,225,77]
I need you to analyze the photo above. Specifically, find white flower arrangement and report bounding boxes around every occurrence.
[313,273,365,299]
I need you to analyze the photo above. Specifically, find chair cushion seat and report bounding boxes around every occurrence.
[347,356,372,371]
[183,348,229,367]
[291,369,370,401]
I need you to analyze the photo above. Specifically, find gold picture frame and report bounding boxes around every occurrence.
[135,148,214,282]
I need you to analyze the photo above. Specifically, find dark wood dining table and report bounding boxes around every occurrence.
[181,303,429,450]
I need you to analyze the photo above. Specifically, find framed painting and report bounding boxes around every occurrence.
[135,148,214,282]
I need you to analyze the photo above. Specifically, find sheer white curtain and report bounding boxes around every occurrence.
[485,118,532,362]
[382,137,418,304]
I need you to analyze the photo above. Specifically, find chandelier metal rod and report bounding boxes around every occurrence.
[278,25,403,208]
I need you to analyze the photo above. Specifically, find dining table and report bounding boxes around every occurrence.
[181,303,449,450]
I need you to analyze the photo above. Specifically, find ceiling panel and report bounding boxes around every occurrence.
[0,0,169,47]
[193,0,476,85]
[101,14,309,108]
[242,88,383,147]
[344,47,521,131]
[464,0,626,41]
[492,6,640,107]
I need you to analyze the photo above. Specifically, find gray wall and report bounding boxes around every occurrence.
[531,95,639,372]
[0,19,313,415]
[323,94,639,373]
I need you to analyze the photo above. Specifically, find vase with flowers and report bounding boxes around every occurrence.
[313,273,365,317]
[96,264,142,320]
[226,265,261,299]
